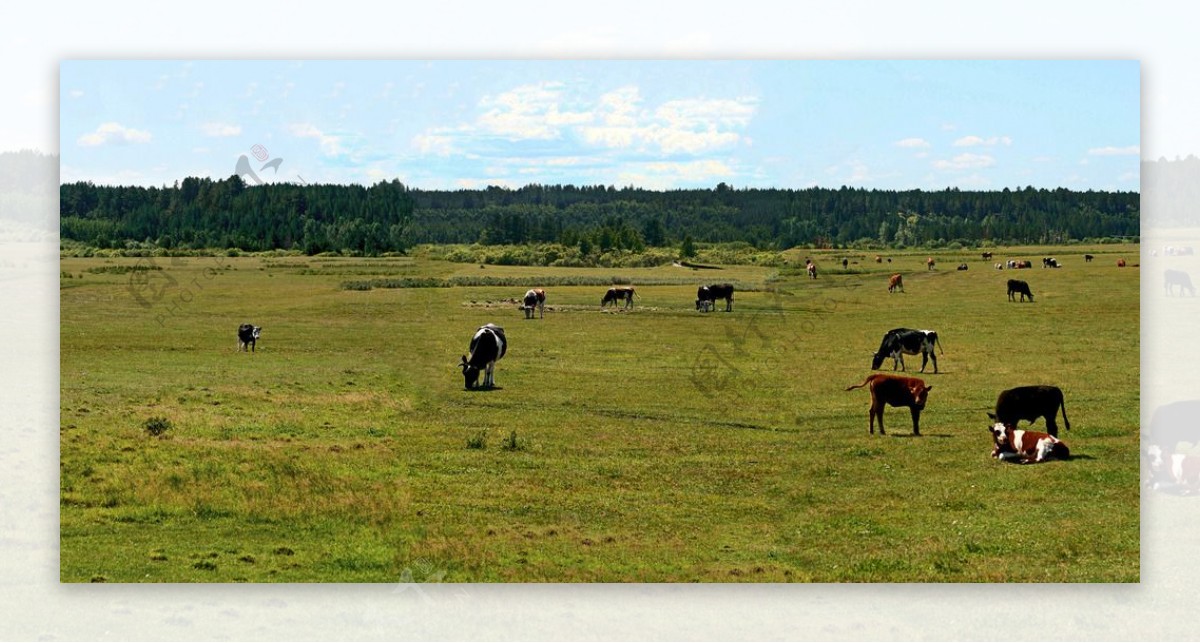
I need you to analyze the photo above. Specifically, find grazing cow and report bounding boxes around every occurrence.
[887,273,904,293]
[460,323,507,389]
[981,251,993,261]
[845,374,932,436]
[522,288,546,319]
[696,283,735,312]
[1042,257,1059,268]
[601,286,637,309]
[1084,254,1094,263]
[1165,269,1196,296]
[807,262,817,279]
[994,263,1004,270]
[875,255,883,263]
[956,263,968,271]
[842,258,849,270]
[871,328,943,374]
[237,324,261,352]
[988,385,1070,437]
[926,257,936,271]
[1117,259,1126,267]
[1007,279,1034,302]
[988,422,1070,464]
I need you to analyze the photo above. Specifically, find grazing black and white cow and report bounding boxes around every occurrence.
[601,286,637,309]
[1042,257,1059,268]
[988,385,1070,437]
[956,263,968,271]
[460,323,507,389]
[696,283,734,312]
[870,328,943,374]
[237,324,261,352]
[523,288,546,318]
[981,251,993,261]
[989,421,1070,464]
[1164,270,1195,296]
[1007,279,1034,302]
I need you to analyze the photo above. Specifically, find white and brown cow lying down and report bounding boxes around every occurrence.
[1145,444,1200,492]
[460,323,506,389]
[845,373,932,436]
[522,288,546,319]
[989,422,1070,464]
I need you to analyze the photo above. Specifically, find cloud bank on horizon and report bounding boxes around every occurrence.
[60,60,1140,191]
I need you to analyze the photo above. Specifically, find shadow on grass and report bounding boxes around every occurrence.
[888,433,955,439]
[464,386,505,393]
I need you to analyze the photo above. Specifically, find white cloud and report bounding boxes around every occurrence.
[616,159,735,189]
[953,135,1012,147]
[76,122,152,147]
[933,153,995,171]
[476,82,593,140]
[201,122,242,137]
[1088,145,1140,156]
[288,123,344,156]
[68,89,84,99]
[895,138,931,148]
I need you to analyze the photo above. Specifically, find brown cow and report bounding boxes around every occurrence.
[1117,259,1127,267]
[887,273,904,293]
[926,257,936,271]
[845,374,932,436]
[875,255,883,263]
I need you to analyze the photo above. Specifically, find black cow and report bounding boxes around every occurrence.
[870,328,943,374]
[988,385,1070,437]
[237,324,261,352]
[1007,279,1034,302]
[1165,270,1195,296]
[1084,254,1094,263]
[460,323,507,389]
[696,283,734,312]
[601,286,637,309]
[956,263,968,271]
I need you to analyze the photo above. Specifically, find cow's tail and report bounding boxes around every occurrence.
[935,334,945,355]
[845,376,874,392]
[1060,393,1071,431]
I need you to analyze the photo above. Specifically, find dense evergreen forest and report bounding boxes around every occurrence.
[59,175,1139,254]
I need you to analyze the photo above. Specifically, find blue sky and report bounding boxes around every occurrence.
[59,60,1139,191]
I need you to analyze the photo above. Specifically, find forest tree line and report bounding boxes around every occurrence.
[60,175,1140,254]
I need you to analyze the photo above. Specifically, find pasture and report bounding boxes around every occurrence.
[60,244,1140,582]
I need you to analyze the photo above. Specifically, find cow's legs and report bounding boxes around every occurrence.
[910,408,921,436]
[1044,414,1059,437]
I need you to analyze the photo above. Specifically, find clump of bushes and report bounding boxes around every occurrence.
[501,430,526,452]
[143,416,172,437]
[466,430,488,450]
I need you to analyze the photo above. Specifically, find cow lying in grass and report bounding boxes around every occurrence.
[989,421,1070,464]
[845,373,931,436]
[1145,444,1200,492]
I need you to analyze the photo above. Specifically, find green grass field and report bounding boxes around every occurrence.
[60,244,1140,582]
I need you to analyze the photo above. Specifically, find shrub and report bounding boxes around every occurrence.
[143,416,172,437]
[501,430,526,452]
[466,430,488,450]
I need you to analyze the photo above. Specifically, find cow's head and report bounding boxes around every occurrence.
[870,352,886,370]
[460,355,481,389]
[911,383,932,410]
[988,420,1014,449]
[252,326,262,340]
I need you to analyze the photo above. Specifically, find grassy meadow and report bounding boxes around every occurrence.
[60,244,1140,582]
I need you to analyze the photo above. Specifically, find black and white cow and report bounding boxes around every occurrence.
[870,328,943,374]
[460,323,507,389]
[956,263,968,271]
[1164,270,1195,296]
[601,286,637,309]
[988,385,1070,437]
[696,283,734,312]
[1042,257,1059,268]
[1007,279,1034,302]
[523,288,546,318]
[237,324,261,352]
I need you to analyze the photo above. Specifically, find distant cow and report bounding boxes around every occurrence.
[956,263,968,271]
[926,257,936,271]
[1084,254,1094,263]
[1146,444,1200,492]
[460,323,506,389]
[696,283,734,312]
[989,385,1070,437]
[875,255,883,263]
[1008,260,1031,269]
[602,286,637,309]
[237,324,261,352]
[1117,259,1126,267]
[1007,279,1033,302]
[806,262,817,279]
[1042,257,1058,268]
[842,258,848,269]
[871,328,943,374]
[994,263,1004,270]
[1165,270,1194,296]
[845,374,932,436]
[989,422,1070,464]
[522,288,546,319]
[887,273,904,293]
[981,252,993,261]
